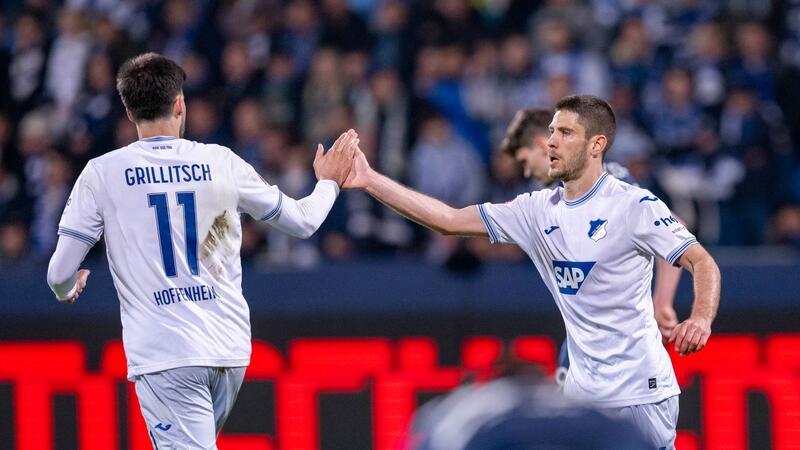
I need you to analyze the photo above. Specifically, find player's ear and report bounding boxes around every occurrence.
[590,135,607,158]
[174,94,185,118]
[125,109,135,124]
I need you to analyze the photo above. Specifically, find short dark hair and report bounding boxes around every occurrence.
[116,53,186,122]
[500,108,554,156]
[554,95,616,151]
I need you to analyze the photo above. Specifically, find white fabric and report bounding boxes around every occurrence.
[605,395,679,450]
[57,137,338,379]
[134,366,247,450]
[479,172,695,408]
[46,236,91,301]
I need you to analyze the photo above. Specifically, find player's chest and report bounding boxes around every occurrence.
[534,205,631,262]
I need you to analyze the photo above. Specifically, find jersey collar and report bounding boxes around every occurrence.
[562,171,609,207]
[139,136,178,142]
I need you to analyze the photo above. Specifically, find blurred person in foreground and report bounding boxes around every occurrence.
[46,52,358,449]
[345,95,721,449]
[407,361,651,450]
[499,108,685,384]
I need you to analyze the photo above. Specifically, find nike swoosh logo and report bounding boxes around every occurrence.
[544,226,560,235]
[154,424,172,431]
[639,196,658,203]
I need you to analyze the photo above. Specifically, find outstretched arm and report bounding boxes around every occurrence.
[344,148,487,237]
[670,244,721,355]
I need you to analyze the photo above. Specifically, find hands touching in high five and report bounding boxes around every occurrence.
[314,129,360,187]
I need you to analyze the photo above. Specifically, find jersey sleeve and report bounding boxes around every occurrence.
[231,153,283,220]
[630,192,698,266]
[477,193,536,245]
[58,162,103,246]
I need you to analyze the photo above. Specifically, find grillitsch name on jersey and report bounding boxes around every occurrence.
[153,283,219,306]
[124,164,212,186]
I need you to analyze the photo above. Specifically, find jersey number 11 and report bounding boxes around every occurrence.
[148,192,198,277]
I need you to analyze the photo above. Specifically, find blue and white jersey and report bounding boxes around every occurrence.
[59,136,284,379]
[478,172,695,407]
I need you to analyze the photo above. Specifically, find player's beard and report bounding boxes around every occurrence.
[549,142,589,182]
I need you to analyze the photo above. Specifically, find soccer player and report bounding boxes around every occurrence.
[46,53,358,449]
[344,95,721,449]
[500,108,683,384]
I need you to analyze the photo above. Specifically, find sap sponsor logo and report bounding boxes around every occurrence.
[588,219,607,242]
[552,261,596,295]
[653,216,678,227]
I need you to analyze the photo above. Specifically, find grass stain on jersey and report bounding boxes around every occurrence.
[201,211,236,280]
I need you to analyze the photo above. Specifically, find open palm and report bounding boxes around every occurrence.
[342,148,372,189]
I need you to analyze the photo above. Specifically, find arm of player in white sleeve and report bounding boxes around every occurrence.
[267,180,339,239]
[233,151,340,239]
[47,236,92,302]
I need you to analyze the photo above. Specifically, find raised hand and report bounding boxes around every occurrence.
[313,129,359,187]
[342,146,373,190]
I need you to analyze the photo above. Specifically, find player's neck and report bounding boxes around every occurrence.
[136,120,180,140]
[562,165,604,201]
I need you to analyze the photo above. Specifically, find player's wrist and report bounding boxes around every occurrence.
[56,284,78,303]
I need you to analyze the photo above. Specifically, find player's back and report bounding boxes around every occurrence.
[68,136,275,379]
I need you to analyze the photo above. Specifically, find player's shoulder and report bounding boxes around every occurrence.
[602,161,638,186]
[515,185,561,207]
[603,175,662,207]
[188,139,234,155]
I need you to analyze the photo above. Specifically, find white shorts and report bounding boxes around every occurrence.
[134,366,247,450]
[603,395,679,450]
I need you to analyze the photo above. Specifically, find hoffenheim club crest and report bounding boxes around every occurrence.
[588,219,607,241]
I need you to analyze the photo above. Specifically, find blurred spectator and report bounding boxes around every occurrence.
[45,7,92,126]
[8,10,48,116]
[302,48,347,146]
[69,52,122,159]
[0,220,28,264]
[772,204,800,249]
[535,17,610,98]
[155,0,203,62]
[319,0,372,52]
[180,51,213,98]
[731,21,776,103]
[717,81,779,245]
[683,21,728,111]
[219,40,261,121]
[609,15,663,92]
[606,84,655,172]
[645,67,704,162]
[410,113,485,209]
[275,0,320,76]
[17,109,55,199]
[0,163,26,224]
[261,51,300,127]
[370,0,411,70]
[29,151,71,255]
[231,99,266,167]
[185,96,226,144]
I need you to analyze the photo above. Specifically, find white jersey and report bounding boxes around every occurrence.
[59,136,285,379]
[479,172,694,408]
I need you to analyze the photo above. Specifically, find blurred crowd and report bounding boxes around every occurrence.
[2,0,800,268]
